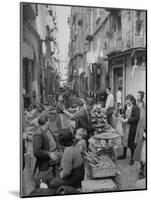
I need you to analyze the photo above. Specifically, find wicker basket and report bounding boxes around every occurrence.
[89,165,116,178]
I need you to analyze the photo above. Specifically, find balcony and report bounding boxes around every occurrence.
[23,3,36,21]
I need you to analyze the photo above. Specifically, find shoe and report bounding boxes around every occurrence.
[139,172,145,180]
[129,159,134,165]
[117,155,126,160]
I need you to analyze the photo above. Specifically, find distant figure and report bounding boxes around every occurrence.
[116,86,122,116]
[96,89,101,103]
[24,93,30,109]
[64,89,71,109]
[105,87,114,126]
[100,89,107,108]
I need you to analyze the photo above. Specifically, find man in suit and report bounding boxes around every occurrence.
[33,115,58,185]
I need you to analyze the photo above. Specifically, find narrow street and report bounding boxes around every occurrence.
[21,3,146,197]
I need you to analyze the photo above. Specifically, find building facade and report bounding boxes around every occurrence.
[68,7,146,102]
[21,3,60,105]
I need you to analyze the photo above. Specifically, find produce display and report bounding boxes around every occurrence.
[84,152,116,178]
[84,152,115,168]
[91,107,113,133]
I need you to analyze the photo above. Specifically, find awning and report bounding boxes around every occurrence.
[21,42,34,60]
[105,47,146,61]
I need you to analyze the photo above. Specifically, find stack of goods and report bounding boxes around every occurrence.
[91,108,112,134]
[88,132,120,154]
[84,151,116,178]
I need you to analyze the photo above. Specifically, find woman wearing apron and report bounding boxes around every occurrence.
[118,95,140,165]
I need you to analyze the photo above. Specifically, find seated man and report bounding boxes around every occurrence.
[48,129,84,193]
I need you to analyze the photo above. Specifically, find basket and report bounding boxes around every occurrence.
[89,164,116,178]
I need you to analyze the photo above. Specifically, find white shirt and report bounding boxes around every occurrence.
[116,90,122,104]
[105,93,114,110]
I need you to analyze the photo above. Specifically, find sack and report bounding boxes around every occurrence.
[116,120,123,137]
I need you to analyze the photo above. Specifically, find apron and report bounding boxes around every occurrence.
[122,106,132,147]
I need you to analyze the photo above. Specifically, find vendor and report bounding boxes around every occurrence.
[72,98,94,138]
[56,94,73,132]
[48,129,84,193]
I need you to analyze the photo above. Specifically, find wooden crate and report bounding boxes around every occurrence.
[90,165,116,178]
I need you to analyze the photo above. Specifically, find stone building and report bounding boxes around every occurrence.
[21,3,41,105]
[68,7,146,102]
[21,3,60,105]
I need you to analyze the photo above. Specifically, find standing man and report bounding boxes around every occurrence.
[116,86,122,117]
[33,115,58,185]
[72,98,94,138]
[104,87,114,126]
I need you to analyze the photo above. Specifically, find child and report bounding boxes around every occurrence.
[75,128,87,154]
[48,129,84,193]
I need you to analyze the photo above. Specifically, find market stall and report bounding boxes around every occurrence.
[81,106,121,192]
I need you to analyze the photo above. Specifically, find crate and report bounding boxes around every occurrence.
[90,165,116,178]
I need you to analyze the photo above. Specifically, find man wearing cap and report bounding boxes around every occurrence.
[33,115,58,185]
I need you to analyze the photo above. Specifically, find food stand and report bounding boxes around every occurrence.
[82,106,121,192]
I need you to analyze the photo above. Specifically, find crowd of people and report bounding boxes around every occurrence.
[23,86,146,194]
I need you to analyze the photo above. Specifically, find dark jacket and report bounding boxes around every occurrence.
[33,130,50,172]
[123,104,140,149]
[72,107,93,134]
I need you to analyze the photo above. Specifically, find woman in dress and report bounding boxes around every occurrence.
[134,91,146,178]
[118,94,140,165]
